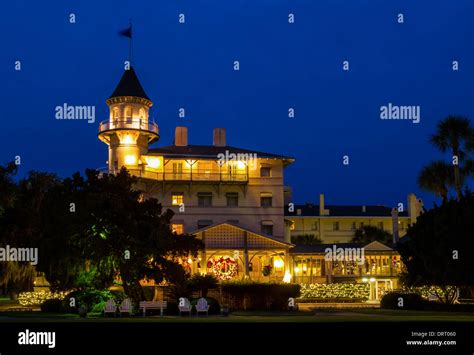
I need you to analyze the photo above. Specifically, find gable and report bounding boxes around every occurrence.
[192,223,292,250]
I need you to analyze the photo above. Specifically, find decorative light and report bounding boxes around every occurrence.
[187,258,193,264]
[120,134,135,145]
[185,160,195,168]
[299,283,370,300]
[146,157,161,169]
[283,271,292,283]
[362,278,369,282]
[18,291,68,306]
[369,277,376,282]
[273,259,284,269]
[124,155,137,165]
[237,161,246,169]
[294,267,300,273]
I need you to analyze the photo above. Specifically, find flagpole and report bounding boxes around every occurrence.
[129,20,132,65]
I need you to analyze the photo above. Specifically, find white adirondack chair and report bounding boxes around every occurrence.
[119,298,132,316]
[179,297,192,316]
[195,298,209,316]
[103,299,117,317]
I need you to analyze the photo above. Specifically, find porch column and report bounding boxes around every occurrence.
[200,232,207,273]
[243,231,250,278]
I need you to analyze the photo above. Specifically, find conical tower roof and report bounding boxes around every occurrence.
[109,67,150,101]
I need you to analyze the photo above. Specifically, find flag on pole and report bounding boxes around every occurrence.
[119,23,132,38]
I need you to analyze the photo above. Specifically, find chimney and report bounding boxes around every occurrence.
[391,208,399,243]
[319,193,330,216]
[175,126,188,146]
[213,128,226,147]
[407,193,423,224]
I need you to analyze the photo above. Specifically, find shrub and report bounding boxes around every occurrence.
[380,292,426,310]
[40,299,62,313]
[187,274,219,298]
[221,282,300,310]
[299,283,369,300]
[90,301,107,314]
[61,289,114,313]
[142,286,155,301]
[18,291,68,306]
[296,297,366,303]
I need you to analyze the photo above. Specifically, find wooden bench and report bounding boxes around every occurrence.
[139,301,167,316]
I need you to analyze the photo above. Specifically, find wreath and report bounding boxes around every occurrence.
[262,264,273,277]
[207,256,238,280]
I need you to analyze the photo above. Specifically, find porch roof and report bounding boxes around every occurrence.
[290,241,397,255]
[192,223,293,250]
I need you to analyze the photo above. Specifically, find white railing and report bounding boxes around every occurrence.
[98,118,159,135]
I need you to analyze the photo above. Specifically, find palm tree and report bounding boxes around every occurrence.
[430,116,474,200]
[417,161,453,204]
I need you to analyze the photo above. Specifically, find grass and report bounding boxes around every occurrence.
[0,309,473,323]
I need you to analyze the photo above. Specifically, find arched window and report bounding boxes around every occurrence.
[139,108,145,128]
[112,108,119,127]
[125,107,132,124]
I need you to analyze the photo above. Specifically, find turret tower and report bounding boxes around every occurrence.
[98,67,159,173]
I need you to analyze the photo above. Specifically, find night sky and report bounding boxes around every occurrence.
[1,0,473,208]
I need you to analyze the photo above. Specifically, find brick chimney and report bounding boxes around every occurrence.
[319,193,330,216]
[213,128,226,147]
[175,126,188,146]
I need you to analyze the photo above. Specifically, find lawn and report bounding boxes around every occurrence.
[0,309,473,322]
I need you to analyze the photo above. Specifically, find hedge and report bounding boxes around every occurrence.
[220,282,300,310]
[18,291,68,306]
[300,283,369,300]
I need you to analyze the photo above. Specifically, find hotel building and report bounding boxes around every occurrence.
[96,66,424,299]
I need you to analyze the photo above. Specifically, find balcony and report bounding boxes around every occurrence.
[98,118,159,142]
[115,168,248,184]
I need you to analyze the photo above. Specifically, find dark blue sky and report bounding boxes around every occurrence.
[1,0,473,207]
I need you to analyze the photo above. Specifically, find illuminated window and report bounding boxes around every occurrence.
[351,222,357,230]
[172,224,184,235]
[311,221,318,231]
[260,192,272,207]
[377,221,384,230]
[125,106,132,124]
[333,222,340,231]
[290,221,295,230]
[172,193,184,206]
[260,167,271,177]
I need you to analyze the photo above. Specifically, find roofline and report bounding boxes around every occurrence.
[148,153,293,160]
[190,222,294,247]
[286,215,410,218]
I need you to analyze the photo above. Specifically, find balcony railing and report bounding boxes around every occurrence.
[98,118,159,135]
[113,168,248,183]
